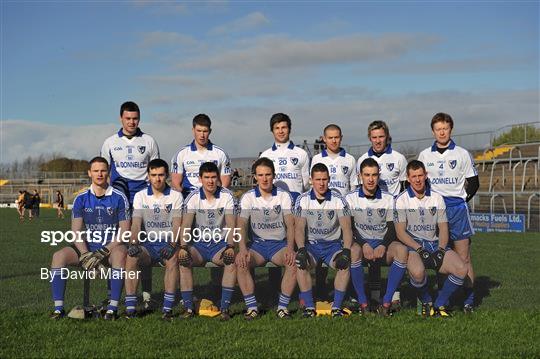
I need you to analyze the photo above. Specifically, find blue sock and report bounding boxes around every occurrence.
[51,268,66,311]
[243,294,258,311]
[220,286,234,311]
[382,260,406,304]
[124,294,137,313]
[278,293,291,310]
[299,290,315,309]
[181,290,194,310]
[163,292,175,313]
[107,268,123,311]
[350,260,368,305]
[464,286,474,306]
[435,274,464,308]
[410,277,432,304]
[332,289,346,310]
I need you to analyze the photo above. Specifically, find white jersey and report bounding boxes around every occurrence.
[184,187,236,233]
[132,185,183,243]
[294,189,350,242]
[345,187,394,242]
[311,148,357,196]
[260,141,310,196]
[395,186,447,242]
[355,145,407,196]
[418,140,477,201]
[239,186,294,241]
[171,141,231,192]
[101,128,160,182]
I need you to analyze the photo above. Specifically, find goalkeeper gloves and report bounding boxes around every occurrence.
[159,243,177,260]
[127,243,142,257]
[431,248,446,271]
[295,247,309,270]
[221,245,236,265]
[178,246,192,267]
[334,248,351,270]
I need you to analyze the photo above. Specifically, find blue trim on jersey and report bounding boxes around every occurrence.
[321,148,346,157]
[271,141,295,151]
[407,183,431,197]
[254,185,278,197]
[431,139,456,152]
[358,187,382,199]
[189,140,214,151]
[368,144,393,156]
[117,128,143,137]
[309,189,332,201]
[147,184,172,196]
[199,186,222,200]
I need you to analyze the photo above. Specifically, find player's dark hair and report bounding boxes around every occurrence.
[367,120,389,138]
[120,101,140,117]
[360,158,380,173]
[193,114,212,128]
[406,160,426,175]
[311,163,329,177]
[323,124,342,136]
[88,156,109,170]
[431,112,454,130]
[269,113,291,132]
[147,158,169,177]
[252,157,275,175]
[199,161,219,177]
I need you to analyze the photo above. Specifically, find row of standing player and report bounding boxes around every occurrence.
[49,102,478,319]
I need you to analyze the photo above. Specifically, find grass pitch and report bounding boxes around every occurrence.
[0,209,539,358]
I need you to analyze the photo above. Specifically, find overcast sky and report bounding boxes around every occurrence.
[2,1,538,163]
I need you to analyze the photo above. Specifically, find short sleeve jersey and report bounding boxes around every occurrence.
[355,145,407,196]
[171,141,231,192]
[184,187,236,234]
[260,141,310,195]
[345,187,394,242]
[394,186,447,242]
[294,189,350,242]
[72,185,130,247]
[418,140,477,201]
[101,128,160,183]
[311,148,357,196]
[132,185,183,244]
[239,186,294,241]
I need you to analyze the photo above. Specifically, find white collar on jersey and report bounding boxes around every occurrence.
[89,184,113,197]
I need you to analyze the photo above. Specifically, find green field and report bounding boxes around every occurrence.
[1,208,539,358]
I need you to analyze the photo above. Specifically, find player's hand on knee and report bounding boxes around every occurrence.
[235,249,250,268]
[416,247,434,269]
[159,243,177,260]
[295,247,309,270]
[221,245,236,265]
[362,243,374,261]
[373,245,386,259]
[335,248,351,270]
[430,248,446,271]
[178,245,192,267]
[285,246,295,267]
[127,243,142,258]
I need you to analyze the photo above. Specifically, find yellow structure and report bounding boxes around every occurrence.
[475,145,513,161]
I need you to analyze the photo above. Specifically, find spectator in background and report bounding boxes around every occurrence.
[23,190,33,221]
[32,189,41,218]
[16,190,25,220]
[55,190,65,219]
[232,168,240,186]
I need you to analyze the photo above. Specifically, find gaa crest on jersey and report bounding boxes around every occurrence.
[290,157,299,166]
[165,204,172,213]
[378,208,386,218]
[386,163,394,171]
[137,146,146,154]
[273,205,281,214]
[327,210,335,220]
[429,207,437,216]
[342,166,349,175]
[449,160,457,169]
[419,207,425,216]
[107,207,114,216]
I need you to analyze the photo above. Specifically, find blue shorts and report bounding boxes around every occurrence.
[143,243,168,264]
[357,239,385,250]
[193,241,227,262]
[306,240,342,267]
[445,198,474,242]
[407,239,449,254]
[250,240,287,262]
